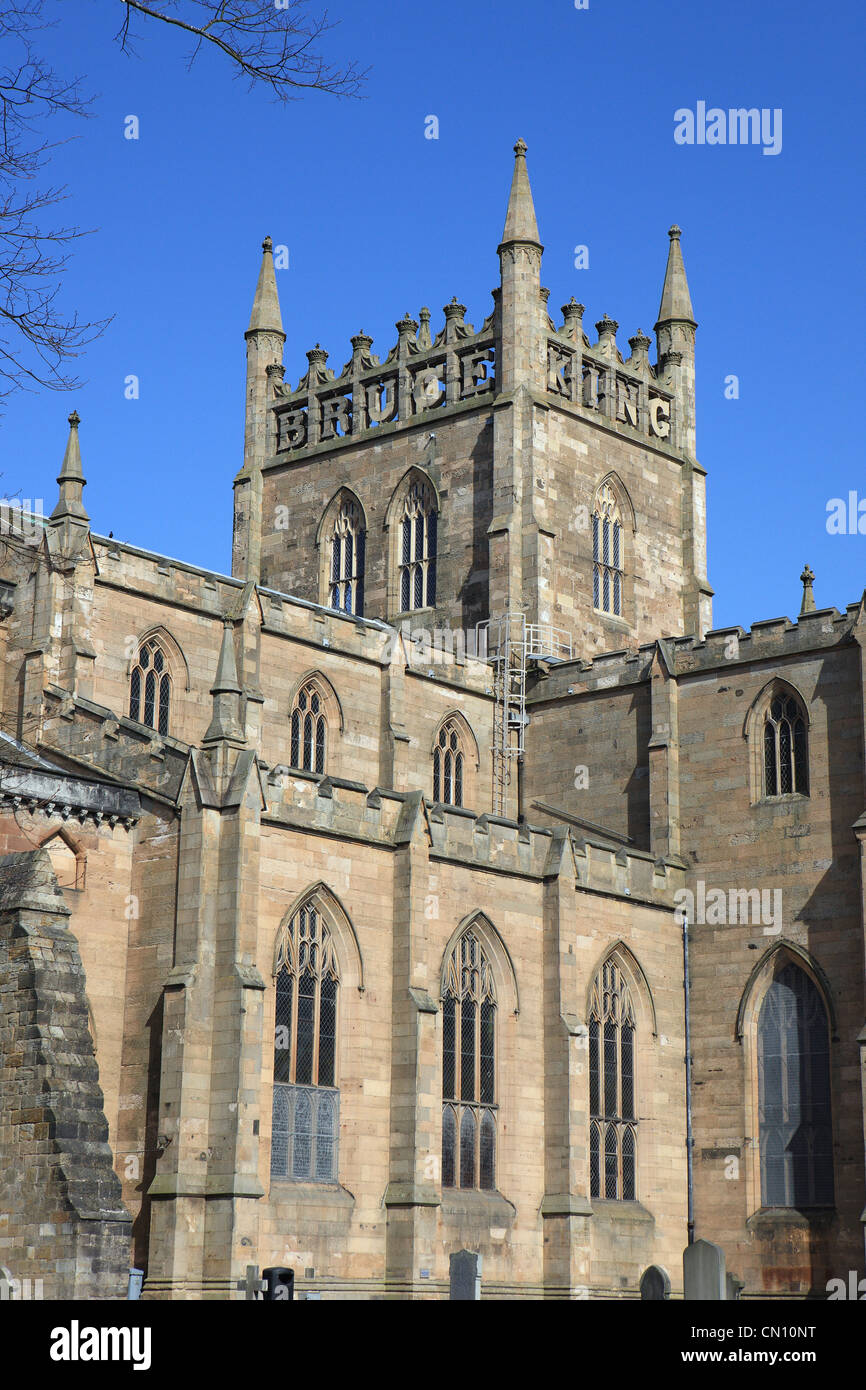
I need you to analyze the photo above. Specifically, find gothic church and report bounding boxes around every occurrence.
[1,141,863,1300]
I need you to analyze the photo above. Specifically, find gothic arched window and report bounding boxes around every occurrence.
[589,958,637,1200]
[399,480,437,612]
[592,483,624,617]
[271,901,340,1182]
[329,498,365,616]
[442,931,496,1190]
[290,682,327,774]
[433,717,465,807]
[757,962,833,1207]
[129,637,171,735]
[763,691,809,797]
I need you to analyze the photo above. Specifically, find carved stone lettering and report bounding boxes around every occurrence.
[617,378,640,428]
[460,349,495,397]
[413,366,446,411]
[367,379,398,424]
[278,409,307,451]
[649,396,672,438]
[320,395,352,440]
[547,346,572,397]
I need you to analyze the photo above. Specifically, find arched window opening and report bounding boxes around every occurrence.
[129,637,171,735]
[290,682,327,774]
[271,901,340,1183]
[442,930,497,1190]
[589,957,638,1200]
[433,717,465,807]
[593,483,624,617]
[329,498,365,616]
[399,481,437,612]
[763,692,809,797]
[757,962,833,1208]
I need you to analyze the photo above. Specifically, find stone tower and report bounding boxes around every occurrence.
[235,142,712,658]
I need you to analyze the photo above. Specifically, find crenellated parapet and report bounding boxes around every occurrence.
[529,602,859,706]
[261,769,685,906]
[547,307,677,450]
[272,298,497,456]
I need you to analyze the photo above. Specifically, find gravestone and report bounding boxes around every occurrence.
[640,1265,670,1300]
[450,1250,482,1301]
[726,1273,744,1301]
[683,1239,726,1300]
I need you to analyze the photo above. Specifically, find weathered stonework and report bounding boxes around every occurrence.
[0,142,862,1300]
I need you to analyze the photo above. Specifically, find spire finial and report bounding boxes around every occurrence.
[800,564,816,614]
[203,620,245,745]
[247,233,284,336]
[49,408,89,526]
[500,137,541,248]
[656,223,696,329]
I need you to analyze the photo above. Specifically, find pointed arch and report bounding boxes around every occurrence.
[594,470,636,534]
[383,465,442,530]
[288,670,344,735]
[316,488,367,616]
[127,630,177,734]
[315,486,368,547]
[737,944,835,1209]
[742,677,811,741]
[39,826,86,890]
[440,917,500,1191]
[586,943,646,1202]
[743,678,810,802]
[274,882,364,993]
[735,940,836,1042]
[440,911,519,1017]
[584,940,657,1038]
[592,474,633,622]
[385,466,440,617]
[431,710,479,809]
[130,625,190,691]
[430,708,479,766]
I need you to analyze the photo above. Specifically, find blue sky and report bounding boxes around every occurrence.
[3,0,864,629]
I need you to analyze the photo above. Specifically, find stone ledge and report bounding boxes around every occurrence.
[383,1182,440,1208]
[439,1188,515,1225]
[590,1199,655,1226]
[540,1192,593,1217]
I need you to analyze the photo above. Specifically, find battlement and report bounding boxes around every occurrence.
[270,298,496,459]
[528,601,861,705]
[262,770,684,906]
[546,307,679,453]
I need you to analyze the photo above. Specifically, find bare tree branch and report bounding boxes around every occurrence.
[116,0,366,99]
[0,0,364,412]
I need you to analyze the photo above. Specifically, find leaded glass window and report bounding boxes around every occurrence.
[399,481,437,612]
[290,682,327,774]
[442,930,497,1190]
[329,498,365,616]
[129,638,171,735]
[758,963,833,1208]
[433,717,465,807]
[592,483,624,617]
[763,692,809,797]
[271,902,340,1182]
[589,958,638,1200]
